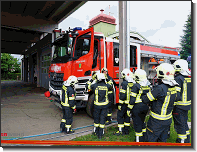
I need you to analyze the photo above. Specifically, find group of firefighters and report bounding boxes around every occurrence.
[59,59,191,143]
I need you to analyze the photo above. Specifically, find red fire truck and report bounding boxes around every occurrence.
[46,27,180,117]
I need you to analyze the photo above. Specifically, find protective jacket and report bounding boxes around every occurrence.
[141,83,180,142]
[61,84,76,109]
[89,80,112,109]
[128,83,150,142]
[174,73,191,110]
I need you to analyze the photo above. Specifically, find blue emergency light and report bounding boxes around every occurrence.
[73,27,82,32]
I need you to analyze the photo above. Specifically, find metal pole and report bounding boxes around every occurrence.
[126,1,130,69]
[119,1,124,89]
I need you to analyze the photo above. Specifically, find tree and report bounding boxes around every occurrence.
[180,12,191,60]
[1,53,21,74]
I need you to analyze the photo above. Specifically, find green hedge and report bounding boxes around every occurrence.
[1,73,21,80]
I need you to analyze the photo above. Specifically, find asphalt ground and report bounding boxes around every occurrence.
[1,81,118,146]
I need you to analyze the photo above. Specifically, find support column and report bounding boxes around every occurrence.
[24,55,28,82]
[119,1,127,88]
[37,51,41,87]
[29,54,34,83]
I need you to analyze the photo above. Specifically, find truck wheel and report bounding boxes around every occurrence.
[86,94,94,118]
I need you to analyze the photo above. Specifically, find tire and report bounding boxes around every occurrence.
[86,94,94,118]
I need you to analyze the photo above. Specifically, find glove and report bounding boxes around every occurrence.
[127,110,131,117]
[118,105,121,111]
[73,109,77,113]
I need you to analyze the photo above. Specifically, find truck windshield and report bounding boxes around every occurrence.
[51,36,74,63]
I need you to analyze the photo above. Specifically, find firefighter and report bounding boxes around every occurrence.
[60,75,78,134]
[141,63,180,142]
[172,59,191,143]
[88,73,112,139]
[127,69,151,142]
[101,67,116,125]
[114,68,135,136]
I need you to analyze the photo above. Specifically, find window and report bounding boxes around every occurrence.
[130,45,137,67]
[92,40,99,69]
[113,42,119,66]
[74,34,91,59]
[41,53,51,74]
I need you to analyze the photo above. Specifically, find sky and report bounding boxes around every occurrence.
[11,1,193,61]
[59,1,191,48]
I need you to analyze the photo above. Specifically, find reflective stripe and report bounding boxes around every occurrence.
[183,80,187,102]
[175,86,181,92]
[127,86,130,102]
[94,123,99,127]
[107,113,112,116]
[186,130,190,135]
[71,105,76,109]
[119,99,124,104]
[61,119,66,123]
[87,81,92,90]
[185,78,191,83]
[135,100,142,103]
[142,128,146,132]
[147,92,155,101]
[178,134,187,139]
[100,124,105,128]
[124,122,130,126]
[150,111,172,120]
[108,91,113,94]
[65,125,71,128]
[69,97,75,100]
[120,89,126,93]
[135,132,143,136]
[176,100,191,106]
[118,124,124,128]
[128,104,134,109]
[125,100,129,104]
[130,92,137,97]
[94,87,109,106]
[61,86,70,107]
[161,92,171,115]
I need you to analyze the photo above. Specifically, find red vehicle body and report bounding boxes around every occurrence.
[47,27,180,117]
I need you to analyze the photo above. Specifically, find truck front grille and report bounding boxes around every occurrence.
[50,72,64,90]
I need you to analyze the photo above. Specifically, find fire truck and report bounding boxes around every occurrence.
[46,26,180,117]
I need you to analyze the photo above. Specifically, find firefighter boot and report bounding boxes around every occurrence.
[60,119,66,132]
[114,127,123,136]
[123,127,129,135]
[106,117,112,125]
[65,127,75,134]
[135,136,144,142]
[60,122,65,132]
[92,127,99,136]
[98,128,104,139]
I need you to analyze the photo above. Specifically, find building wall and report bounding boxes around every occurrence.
[92,22,116,37]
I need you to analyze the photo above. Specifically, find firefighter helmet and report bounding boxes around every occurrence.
[121,68,133,82]
[173,59,191,76]
[156,63,175,80]
[92,71,99,80]
[134,69,147,82]
[101,67,108,73]
[96,73,106,81]
[63,75,78,86]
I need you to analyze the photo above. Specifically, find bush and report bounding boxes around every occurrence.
[1,72,21,80]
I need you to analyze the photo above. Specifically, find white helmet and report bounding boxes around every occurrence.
[96,73,106,81]
[134,69,147,82]
[63,75,78,86]
[156,63,175,80]
[134,69,150,86]
[173,59,191,76]
[101,67,108,73]
[121,68,134,82]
